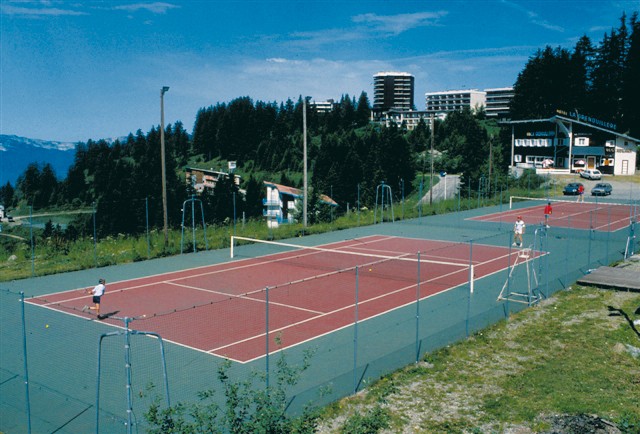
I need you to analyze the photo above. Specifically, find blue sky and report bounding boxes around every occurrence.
[2,0,638,143]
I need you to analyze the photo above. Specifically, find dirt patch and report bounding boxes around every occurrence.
[539,413,622,433]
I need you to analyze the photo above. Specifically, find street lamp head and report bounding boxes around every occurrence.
[161,86,170,94]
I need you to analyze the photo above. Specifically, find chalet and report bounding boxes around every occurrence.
[263,182,338,228]
[185,167,240,193]
[508,110,638,176]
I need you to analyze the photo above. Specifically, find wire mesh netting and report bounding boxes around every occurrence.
[1,199,638,432]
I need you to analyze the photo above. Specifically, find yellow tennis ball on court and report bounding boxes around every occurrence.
[369,268,372,272]
[45,324,49,328]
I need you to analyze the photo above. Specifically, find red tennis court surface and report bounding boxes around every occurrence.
[470,200,636,232]
[30,235,534,363]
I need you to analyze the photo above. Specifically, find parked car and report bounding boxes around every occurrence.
[580,169,602,180]
[591,183,613,196]
[563,182,584,195]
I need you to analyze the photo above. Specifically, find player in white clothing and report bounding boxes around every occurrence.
[83,278,106,316]
[513,216,525,247]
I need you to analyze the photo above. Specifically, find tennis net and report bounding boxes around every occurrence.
[230,236,475,292]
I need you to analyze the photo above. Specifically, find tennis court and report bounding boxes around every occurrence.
[28,235,530,363]
[5,197,637,433]
[470,196,638,232]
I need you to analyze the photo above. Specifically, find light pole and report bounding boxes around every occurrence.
[303,97,308,228]
[160,86,170,248]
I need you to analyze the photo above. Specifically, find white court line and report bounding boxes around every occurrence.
[475,204,633,232]
[166,281,325,315]
[208,247,526,361]
[33,234,386,299]
[27,236,537,364]
[40,241,382,307]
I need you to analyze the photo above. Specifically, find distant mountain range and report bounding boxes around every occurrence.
[0,135,77,186]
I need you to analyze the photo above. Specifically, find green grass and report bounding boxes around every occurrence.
[0,186,525,282]
[317,287,640,433]
[2,174,639,431]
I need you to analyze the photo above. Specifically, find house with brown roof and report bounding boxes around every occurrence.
[263,181,337,228]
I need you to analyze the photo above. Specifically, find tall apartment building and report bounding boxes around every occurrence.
[373,72,415,112]
[425,89,486,116]
[485,87,514,120]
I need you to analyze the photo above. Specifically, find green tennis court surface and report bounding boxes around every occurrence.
[2,201,637,433]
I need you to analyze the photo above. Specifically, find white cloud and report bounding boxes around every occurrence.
[288,10,447,49]
[500,0,564,32]
[0,1,86,17]
[113,2,179,14]
[352,11,447,34]
[266,58,291,64]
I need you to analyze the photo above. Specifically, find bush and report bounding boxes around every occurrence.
[340,405,391,434]
[144,347,319,433]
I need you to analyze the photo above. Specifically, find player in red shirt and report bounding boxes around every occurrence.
[544,202,552,228]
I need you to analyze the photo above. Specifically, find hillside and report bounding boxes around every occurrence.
[314,273,640,433]
[0,134,76,185]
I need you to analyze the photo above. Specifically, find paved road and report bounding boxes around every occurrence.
[561,177,639,202]
[419,174,460,204]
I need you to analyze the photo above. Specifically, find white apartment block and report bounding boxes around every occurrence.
[425,89,487,116]
[374,109,446,131]
[485,87,514,119]
[310,99,335,113]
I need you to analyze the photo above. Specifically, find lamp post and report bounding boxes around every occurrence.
[160,86,170,248]
[303,97,308,228]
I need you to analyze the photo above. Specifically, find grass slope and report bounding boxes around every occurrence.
[316,285,640,433]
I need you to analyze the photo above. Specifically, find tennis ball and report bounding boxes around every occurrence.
[45,324,49,328]
[369,268,372,272]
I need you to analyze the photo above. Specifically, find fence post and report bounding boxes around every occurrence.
[606,205,611,263]
[93,202,97,268]
[265,286,270,390]
[124,317,134,434]
[415,252,421,363]
[20,292,32,434]
[587,211,593,270]
[145,197,150,259]
[418,181,423,221]
[565,215,571,288]
[357,183,361,226]
[466,240,473,336]
[29,205,35,277]
[353,267,359,394]
[505,234,513,319]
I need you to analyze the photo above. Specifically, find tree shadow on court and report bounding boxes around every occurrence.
[97,310,120,320]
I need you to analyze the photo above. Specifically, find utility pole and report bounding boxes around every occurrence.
[303,97,308,227]
[160,86,170,247]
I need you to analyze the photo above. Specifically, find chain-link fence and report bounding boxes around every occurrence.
[2,198,637,432]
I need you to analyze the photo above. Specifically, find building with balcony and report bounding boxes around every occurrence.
[309,99,335,113]
[264,182,337,228]
[425,89,486,117]
[185,167,240,193]
[508,110,637,176]
[373,72,415,113]
[373,109,445,131]
[485,87,514,120]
